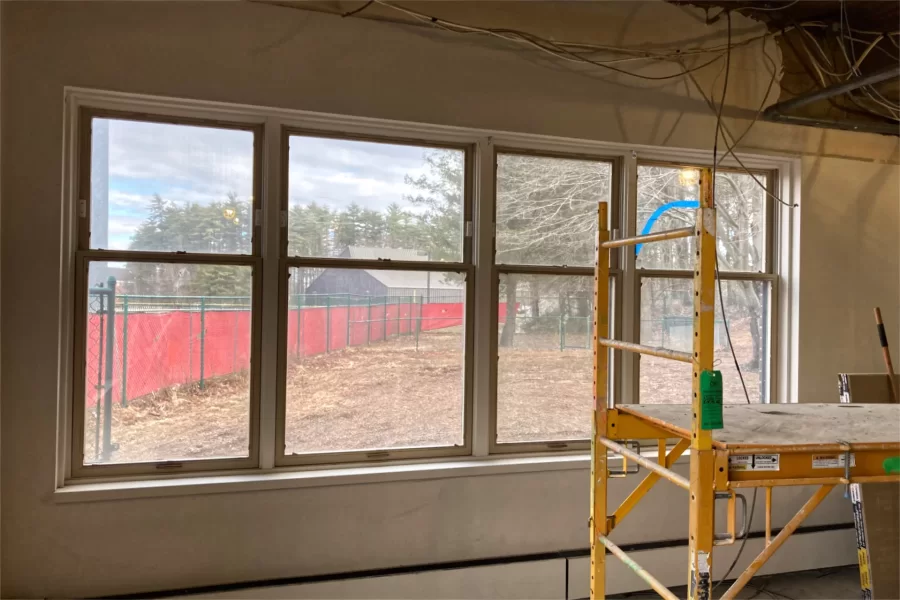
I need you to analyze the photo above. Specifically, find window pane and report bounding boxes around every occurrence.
[639,278,770,404]
[496,274,598,443]
[285,267,465,454]
[496,154,611,267]
[91,119,254,253]
[287,137,465,262]
[83,261,252,465]
[635,166,766,272]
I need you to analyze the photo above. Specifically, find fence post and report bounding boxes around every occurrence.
[94,294,104,461]
[408,295,413,336]
[559,313,565,351]
[325,295,331,353]
[383,296,388,340]
[232,306,239,373]
[296,294,302,357]
[346,297,351,349]
[188,306,194,385]
[366,296,371,345]
[121,295,128,407]
[416,294,424,351]
[102,276,117,461]
[199,296,206,389]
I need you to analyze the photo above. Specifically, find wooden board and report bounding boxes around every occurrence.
[619,403,900,448]
[840,373,900,600]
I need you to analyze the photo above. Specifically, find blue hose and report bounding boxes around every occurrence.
[636,200,699,255]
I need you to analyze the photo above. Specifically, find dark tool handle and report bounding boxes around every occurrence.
[874,307,898,402]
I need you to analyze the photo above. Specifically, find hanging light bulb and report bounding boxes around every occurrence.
[233,217,240,224]
[678,168,700,187]
[223,208,236,220]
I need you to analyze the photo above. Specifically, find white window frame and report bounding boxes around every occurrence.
[274,128,477,467]
[57,87,800,487]
[630,160,781,406]
[488,148,624,454]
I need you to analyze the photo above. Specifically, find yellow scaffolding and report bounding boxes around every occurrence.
[590,167,900,599]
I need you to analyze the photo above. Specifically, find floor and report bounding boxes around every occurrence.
[608,565,863,599]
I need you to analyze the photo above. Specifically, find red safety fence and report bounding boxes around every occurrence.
[85,302,503,407]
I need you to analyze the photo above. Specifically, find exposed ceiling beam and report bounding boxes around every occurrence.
[762,64,900,135]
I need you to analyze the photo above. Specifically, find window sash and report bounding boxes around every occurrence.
[488,149,623,450]
[275,126,477,465]
[274,259,476,466]
[633,270,775,406]
[489,270,621,453]
[69,253,263,478]
[281,128,475,264]
[77,108,264,256]
[70,109,265,477]
[493,149,620,271]
[634,160,775,275]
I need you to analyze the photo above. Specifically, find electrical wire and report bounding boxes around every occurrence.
[341,0,374,18]
[370,0,760,80]
[836,1,900,119]
[681,62,798,209]
[778,28,897,122]
[736,0,801,12]
[374,0,740,81]
[715,36,778,168]
[347,0,801,208]
[711,11,732,182]
[706,13,760,595]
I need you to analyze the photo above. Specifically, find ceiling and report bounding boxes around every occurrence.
[672,1,900,134]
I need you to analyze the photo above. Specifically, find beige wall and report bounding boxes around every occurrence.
[1,2,898,597]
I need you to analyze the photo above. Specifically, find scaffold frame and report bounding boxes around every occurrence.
[589,167,900,600]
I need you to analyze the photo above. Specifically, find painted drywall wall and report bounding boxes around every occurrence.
[0,1,897,597]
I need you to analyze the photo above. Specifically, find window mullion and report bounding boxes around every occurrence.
[472,138,495,457]
[621,152,639,404]
[259,118,283,470]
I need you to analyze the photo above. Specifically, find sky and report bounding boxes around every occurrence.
[93,119,451,250]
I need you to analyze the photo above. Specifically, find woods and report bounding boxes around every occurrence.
[120,148,766,370]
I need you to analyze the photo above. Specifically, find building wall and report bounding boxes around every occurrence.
[1,1,898,597]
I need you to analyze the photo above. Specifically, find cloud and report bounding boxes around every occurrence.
[94,118,461,246]
[287,135,457,212]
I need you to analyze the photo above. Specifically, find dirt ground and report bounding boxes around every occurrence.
[86,324,762,464]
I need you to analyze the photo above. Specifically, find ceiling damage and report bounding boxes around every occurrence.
[672,1,899,135]
[261,0,899,136]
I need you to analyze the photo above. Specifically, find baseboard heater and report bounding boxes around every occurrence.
[113,524,856,600]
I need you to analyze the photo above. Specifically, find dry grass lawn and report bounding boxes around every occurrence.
[86,324,761,464]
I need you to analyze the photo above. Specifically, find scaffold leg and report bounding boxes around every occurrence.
[688,169,717,600]
[590,202,611,600]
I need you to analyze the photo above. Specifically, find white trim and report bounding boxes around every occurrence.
[57,87,800,485]
[167,529,855,599]
[56,447,701,503]
[56,453,592,503]
[64,86,796,170]
[778,158,802,404]
[56,89,81,486]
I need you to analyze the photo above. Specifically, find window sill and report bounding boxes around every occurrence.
[55,453,593,503]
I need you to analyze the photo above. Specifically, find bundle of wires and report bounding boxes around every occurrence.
[323,0,887,205]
